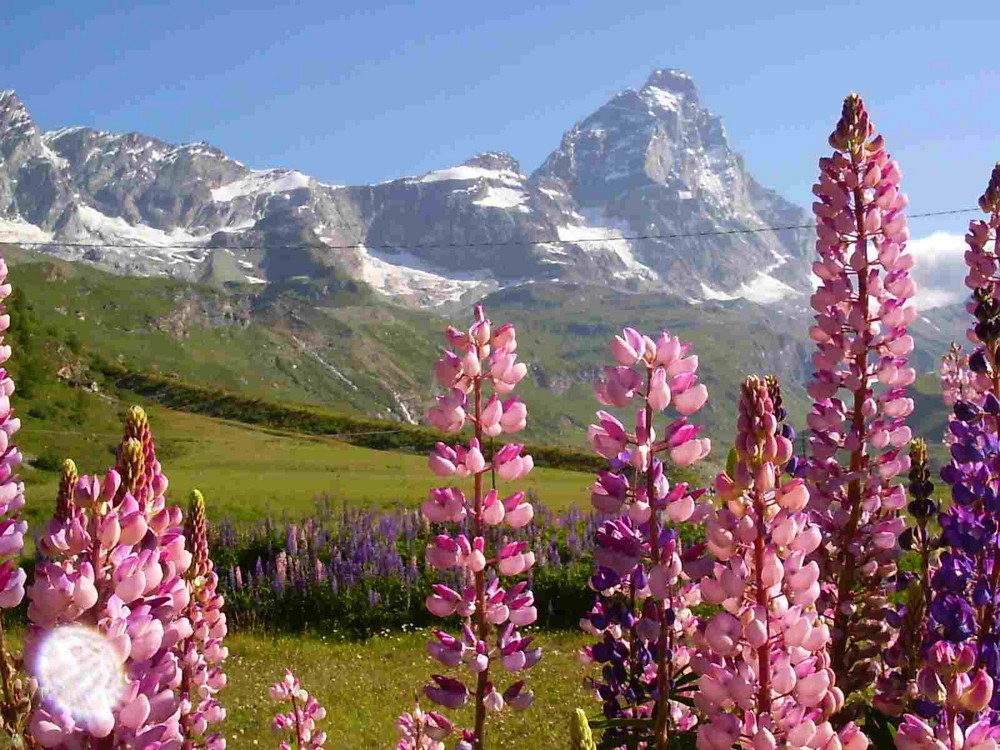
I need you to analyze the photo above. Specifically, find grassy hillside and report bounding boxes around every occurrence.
[17,385,595,529]
[3,249,964,463]
[4,249,443,425]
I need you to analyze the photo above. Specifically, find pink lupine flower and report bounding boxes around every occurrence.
[270,670,326,749]
[424,675,469,710]
[501,492,533,529]
[496,542,534,577]
[38,460,90,560]
[415,306,539,748]
[492,444,533,482]
[0,257,25,611]
[696,376,866,749]
[25,407,195,748]
[584,328,711,749]
[425,535,461,570]
[505,586,537,627]
[479,395,503,437]
[422,487,468,524]
[895,715,1000,750]
[429,442,459,477]
[499,397,527,433]
[456,535,487,572]
[427,630,466,667]
[806,94,915,704]
[396,705,454,750]
[428,389,467,433]
[499,630,541,673]
[435,350,464,389]
[595,365,643,406]
[488,347,527,394]
[587,411,628,459]
[611,327,644,366]
[479,490,504,526]
[178,489,228,749]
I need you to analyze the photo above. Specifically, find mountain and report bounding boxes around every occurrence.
[1,249,818,454]
[0,71,813,307]
[0,74,965,460]
[533,69,811,301]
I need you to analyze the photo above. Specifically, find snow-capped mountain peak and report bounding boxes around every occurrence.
[0,71,812,306]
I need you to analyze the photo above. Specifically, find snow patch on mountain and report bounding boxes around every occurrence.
[211,169,310,202]
[735,273,801,304]
[417,165,522,186]
[555,223,655,280]
[642,87,683,113]
[0,218,52,244]
[699,271,801,304]
[75,205,201,250]
[472,186,528,211]
[699,282,738,302]
[354,245,498,306]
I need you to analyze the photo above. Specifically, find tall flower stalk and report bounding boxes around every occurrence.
[891,167,1000,750]
[696,376,867,749]
[942,344,978,408]
[27,406,194,747]
[806,93,915,705]
[180,489,228,749]
[417,305,537,749]
[580,327,710,749]
[270,670,326,749]
[396,704,454,750]
[876,439,937,717]
[0,255,31,742]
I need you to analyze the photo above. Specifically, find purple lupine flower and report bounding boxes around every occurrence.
[894,168,1000,746]
[582,328,710,748]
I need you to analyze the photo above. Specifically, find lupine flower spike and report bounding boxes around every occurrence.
[941,343,980,427]
[396,704,454,750]
[26,406,194,747]
[0,255,26,612]
[876,439,937,716]
[940,341,983,452]
[807,93,915,708]
[270,670,326,749]
[695,376,867,749]
[418,305,538,749]
[580,327,710,749]
[894,165,1000,750]
[0,255,31,743]
[180,489,228,749]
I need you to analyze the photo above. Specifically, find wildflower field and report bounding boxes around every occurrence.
[3,92,1000,750]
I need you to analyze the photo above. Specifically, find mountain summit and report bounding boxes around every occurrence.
[0,72,810,307]
[534,68,810,302]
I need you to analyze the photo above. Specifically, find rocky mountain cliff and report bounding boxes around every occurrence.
[0,71,813,308]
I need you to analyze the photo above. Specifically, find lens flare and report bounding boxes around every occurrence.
[34,625,127,729]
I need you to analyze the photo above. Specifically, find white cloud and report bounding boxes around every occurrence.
[906,231,969,310]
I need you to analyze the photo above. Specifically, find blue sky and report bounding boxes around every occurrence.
[2,0,999,245]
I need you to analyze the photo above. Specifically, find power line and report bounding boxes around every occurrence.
[0,207,977,254]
